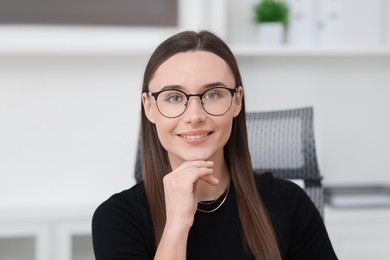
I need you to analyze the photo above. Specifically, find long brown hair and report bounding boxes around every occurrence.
[141,30,281,259]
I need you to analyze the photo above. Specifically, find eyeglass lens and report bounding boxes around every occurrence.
[155,87,234,118]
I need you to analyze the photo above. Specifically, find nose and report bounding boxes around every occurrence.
[182,96,207,124]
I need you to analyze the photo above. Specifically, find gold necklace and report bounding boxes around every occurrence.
[197,184,230,213]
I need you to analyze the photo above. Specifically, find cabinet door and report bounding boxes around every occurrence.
[55,220,93,260]
[0,223,51,260]
[325,208,390,260]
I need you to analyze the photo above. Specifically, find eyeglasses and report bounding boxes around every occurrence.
[147,86,237,118]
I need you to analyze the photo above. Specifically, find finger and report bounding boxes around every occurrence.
[163,166,212,189]
[174,160,214,171]
[174,166,215,184]
[199,174,219,186]
[196,168,219,186]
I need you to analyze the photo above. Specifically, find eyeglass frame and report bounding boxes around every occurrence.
[146,86,238,118]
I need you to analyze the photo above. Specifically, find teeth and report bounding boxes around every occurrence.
[183,133,208,140]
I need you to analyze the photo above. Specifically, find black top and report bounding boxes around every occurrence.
[92,173,338,259]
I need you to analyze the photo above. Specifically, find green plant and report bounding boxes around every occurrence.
[254,0,288,26]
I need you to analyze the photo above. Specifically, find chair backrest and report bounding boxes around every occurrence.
[134,107,324,216]
[246,107,323,216]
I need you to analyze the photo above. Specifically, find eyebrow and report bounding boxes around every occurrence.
[159,82,229,92]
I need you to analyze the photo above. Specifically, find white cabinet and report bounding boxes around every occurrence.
[0,237,36,260]
[0,223,50,260]
[325,207,390,260]
[55,220,94,260]
[0,207,94,260]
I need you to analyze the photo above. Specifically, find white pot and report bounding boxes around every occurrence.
[256,22,285,46]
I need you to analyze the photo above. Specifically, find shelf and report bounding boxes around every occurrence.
[0,43,156,56]
[0,205,96,220]
[231,45,390,57]
[0,25,168,57]
[0,25,389,57]
[325,185,390,208]
[2,42,390,58]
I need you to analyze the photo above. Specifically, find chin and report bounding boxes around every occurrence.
[184,155,211,161]
[176,151,214,162]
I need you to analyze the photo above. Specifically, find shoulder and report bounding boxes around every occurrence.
[93,181,149,216]
[254,173,338,259]
[92,182,151,233]
[254,172,311,210]
[94,182,147,210]
[254,171,320,228]
[92,183,156,258]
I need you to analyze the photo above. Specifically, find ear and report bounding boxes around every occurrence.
[142,92,156,124]
[233,86,243,117]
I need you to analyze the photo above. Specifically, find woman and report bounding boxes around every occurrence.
[92,30,338,260]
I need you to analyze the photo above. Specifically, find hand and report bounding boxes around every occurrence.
[162,160,219,230]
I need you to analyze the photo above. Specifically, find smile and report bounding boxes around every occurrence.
[182,133,209,140]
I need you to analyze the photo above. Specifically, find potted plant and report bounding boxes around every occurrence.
[254,0,289,45]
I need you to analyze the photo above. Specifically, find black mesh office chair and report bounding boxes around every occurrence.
[246,107,323,216]
[134,107,324,216]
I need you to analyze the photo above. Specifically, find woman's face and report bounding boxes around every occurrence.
[142,51,243,169]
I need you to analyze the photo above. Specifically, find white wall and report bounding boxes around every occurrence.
[238,56,390,185]
[0,55,146,209]
[2,54,390,210]
[1,0,390,211]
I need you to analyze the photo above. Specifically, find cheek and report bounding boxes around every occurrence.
[217,116,234,141]
[153,118,176,148]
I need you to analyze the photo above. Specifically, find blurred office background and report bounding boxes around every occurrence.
[0,0,390,259]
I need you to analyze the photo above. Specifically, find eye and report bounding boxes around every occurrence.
[162,91,186,104]
[203,89,223,101]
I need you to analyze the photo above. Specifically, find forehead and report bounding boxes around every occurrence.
[149,51,235,92]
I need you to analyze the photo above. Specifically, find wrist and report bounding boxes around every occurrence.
[164,218,192,235]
